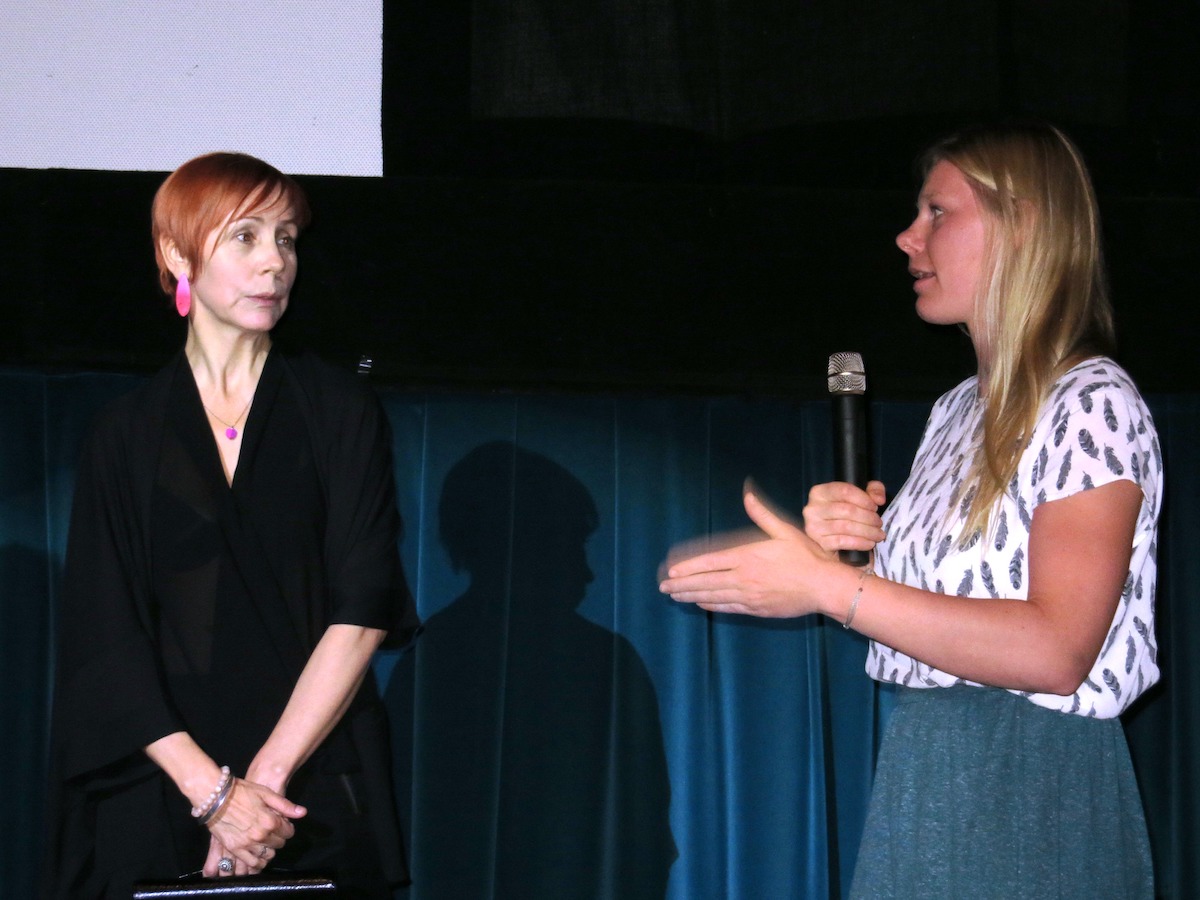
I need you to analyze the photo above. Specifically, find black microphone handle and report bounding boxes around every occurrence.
[832,392,870,567]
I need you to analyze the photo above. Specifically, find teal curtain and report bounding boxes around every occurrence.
[1,374,53,900]
[2,372,141,900]
[3,370,1196,898]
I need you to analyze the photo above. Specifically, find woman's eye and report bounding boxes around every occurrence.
[277,234,296,249]
[929,205,944,219]
[235,231,255,244]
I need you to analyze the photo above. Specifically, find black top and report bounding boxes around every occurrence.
[44,348,419,898]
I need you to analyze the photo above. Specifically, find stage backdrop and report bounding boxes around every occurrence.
[2,369,1196,898]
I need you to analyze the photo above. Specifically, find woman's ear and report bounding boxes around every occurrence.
[160,238,189,281]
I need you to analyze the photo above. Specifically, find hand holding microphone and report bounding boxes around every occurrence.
[824,352,881,567]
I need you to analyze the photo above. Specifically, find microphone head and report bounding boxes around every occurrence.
[827,352,866,395]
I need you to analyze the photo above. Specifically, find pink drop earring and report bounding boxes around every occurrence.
[175,273,191,317]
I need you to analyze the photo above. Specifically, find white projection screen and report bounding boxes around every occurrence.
[0,0,382,175]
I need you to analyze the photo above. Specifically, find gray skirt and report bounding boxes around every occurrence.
[850,685,1153,900]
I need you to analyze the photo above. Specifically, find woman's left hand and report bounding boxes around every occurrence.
[201,778,301,877]
[659,489,835,618]
[204,832,274,878]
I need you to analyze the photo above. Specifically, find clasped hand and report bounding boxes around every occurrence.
[658,480,886,618]
[202,776,306,877]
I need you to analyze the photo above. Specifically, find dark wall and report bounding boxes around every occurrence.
[1,165,1196,399]
[2,1,1198,399]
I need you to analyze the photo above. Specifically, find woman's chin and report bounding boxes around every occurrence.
[914,298,969,330]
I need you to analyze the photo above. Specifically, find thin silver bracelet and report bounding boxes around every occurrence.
[197,777,236,826]
[843,569,872,631]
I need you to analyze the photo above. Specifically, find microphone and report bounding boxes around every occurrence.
[827,352,870,567]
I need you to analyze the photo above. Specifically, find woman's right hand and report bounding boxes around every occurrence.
[801,480,887,558]
[201,777,306,876]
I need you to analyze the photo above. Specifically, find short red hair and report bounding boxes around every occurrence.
[151,152,311,295]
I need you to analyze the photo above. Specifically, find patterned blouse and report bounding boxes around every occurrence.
[870,357,1162,718]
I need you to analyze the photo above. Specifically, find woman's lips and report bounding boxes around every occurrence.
[910,268,934,291]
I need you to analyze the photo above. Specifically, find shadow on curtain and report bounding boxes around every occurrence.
[385,440,675,897]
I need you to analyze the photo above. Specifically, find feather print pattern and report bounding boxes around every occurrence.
[1053,412,1070,448]
[1102,623,1120,656]
[1033,445,1049,486]
[1009,547,1024,590]
[958,483,976,518]
[1103,397,1118,431]
[1054,376,1079,404]
[993,510,1008,552]
[1104,446,1124,476]
[1056,449,1073,491]
[867,360,1161,718]
[1079,428,1099,458]
[1102,669,1121,699]
[955,569,974,596]
[980,561,998,598]
[1132,616,1157,664]
[1017,494,1032,530]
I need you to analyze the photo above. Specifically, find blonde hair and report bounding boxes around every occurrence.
[921,123,1116,540]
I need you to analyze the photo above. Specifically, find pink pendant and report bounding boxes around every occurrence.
[225,427,238,440]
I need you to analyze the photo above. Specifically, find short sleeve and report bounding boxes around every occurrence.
[1021,365,1161,522]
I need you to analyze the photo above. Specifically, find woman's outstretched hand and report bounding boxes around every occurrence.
[201,778,305,877]
[660,486,837,618]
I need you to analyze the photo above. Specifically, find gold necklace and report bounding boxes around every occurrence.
[202,398,252,440]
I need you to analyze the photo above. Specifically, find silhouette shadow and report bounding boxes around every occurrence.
[385,441,676,898]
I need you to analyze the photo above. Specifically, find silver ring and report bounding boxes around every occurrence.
[259,845,269,858]
[218,857,234,874]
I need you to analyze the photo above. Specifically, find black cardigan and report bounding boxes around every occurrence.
[44,349,419,897]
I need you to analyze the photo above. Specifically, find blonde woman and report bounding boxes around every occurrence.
[661,123,1159,897]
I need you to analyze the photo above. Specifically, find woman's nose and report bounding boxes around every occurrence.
[260,242,285,272]
[896,222,921,255]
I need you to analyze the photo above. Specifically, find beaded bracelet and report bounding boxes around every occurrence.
[190,765,231,819]
[197,776,236,826]
[842,569,872,631]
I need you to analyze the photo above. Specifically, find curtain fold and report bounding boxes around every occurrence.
[0,374,53,900]
[4,371,1196,898]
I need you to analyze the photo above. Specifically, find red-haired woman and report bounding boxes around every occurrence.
[45,153,419,898]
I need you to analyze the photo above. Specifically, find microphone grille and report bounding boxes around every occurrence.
[827,352,866,395]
